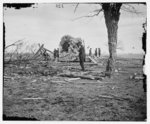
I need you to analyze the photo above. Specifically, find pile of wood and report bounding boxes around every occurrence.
[4,40,54,62]
[32,44,53,61]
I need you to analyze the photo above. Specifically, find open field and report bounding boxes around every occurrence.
[3,56,146,121]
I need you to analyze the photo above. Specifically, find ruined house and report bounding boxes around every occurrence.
[59,35,85,62]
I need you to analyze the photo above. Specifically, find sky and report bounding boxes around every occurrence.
[3,3,147,54]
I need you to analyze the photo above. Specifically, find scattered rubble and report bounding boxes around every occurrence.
[4,41,146,121]
[129,73,144,80]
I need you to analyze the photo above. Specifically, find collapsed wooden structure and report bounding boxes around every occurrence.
[32,44,53,60]
[32,43,99,64]
[4,37,100,64]
[58,35,100,64]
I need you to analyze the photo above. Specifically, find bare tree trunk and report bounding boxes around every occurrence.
[102,3,122,77]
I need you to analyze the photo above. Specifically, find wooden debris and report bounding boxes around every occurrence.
[58,73,103,80]
[31,79,37,83]
[134,76,144,80]
[4,76,12,79]
[51,80,66,83]
[32,44,44,58]
[87,56,98,64]
[67,78,81,81]
[31,44,53,60]
[97,94,130,101]
[22,98,45,100]
[5,39,25,49]
[64,78,80,83]
[43,47,53,54]
[129,75,144,80]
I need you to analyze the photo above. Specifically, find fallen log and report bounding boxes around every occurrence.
[67,77,81,81]
[58,73,103,80]
[96,94,131,101]
[51,80,66,83]
[22,98,45,100]
[64,78,80,83]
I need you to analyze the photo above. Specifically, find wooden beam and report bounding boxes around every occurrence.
[43,47,54,54]
[88,56,98,64]
[32,44,44,58]
[58,73,103,80]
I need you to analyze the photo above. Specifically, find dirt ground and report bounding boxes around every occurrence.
[3,56,146,121]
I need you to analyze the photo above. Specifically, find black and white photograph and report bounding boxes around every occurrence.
[2,0,148,122]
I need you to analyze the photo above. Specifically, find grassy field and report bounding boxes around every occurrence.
[3,55,146,121]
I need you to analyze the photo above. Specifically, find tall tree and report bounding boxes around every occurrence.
[102,3,122,77]
[72,3,145,77]
[72,3,122,77]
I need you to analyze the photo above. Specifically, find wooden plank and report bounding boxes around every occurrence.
[5,39,25,49]
[58,73,102,80]
[43,47,53,54]
[32,44,44,58]
[97,94,130,101]
[51,80,66,83]
[88,56,98,64]
[67,78,81,81]
[22,98,45,100]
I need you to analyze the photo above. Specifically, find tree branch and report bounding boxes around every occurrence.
[5,38,25,49]
[74,3,79,13]
[121,4,143,14]
[72,8,103,21]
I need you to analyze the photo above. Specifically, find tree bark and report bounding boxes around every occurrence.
[102,3,122,77]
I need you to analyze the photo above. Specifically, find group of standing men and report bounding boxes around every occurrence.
[89,48,101,57]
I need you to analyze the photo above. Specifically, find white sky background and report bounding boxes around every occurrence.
[4,3,146,54]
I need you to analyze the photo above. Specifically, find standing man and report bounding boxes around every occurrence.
[98,48,101,57]
[56,48,59,62]
[57,48,59,58]
[95,48,97,57]
[78,42,85,71]
[89,48,92,56]
[43,50,49,61]
[53,48,56,61]
[142,22,146,92]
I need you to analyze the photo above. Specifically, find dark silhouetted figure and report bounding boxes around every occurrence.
[55,48,59,62]
[89,48,92,56]
[142,27,146,92]
[57,48,59,58]
[53,49,56,58]
[98,48,101,57]
[95,48,97,57]
[43,50,49,61]
[53,48,57,61]
[78,43,85,71]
